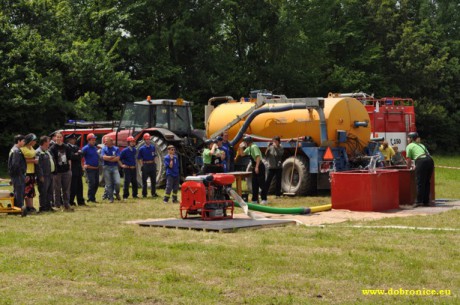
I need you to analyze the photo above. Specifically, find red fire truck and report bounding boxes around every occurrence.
[338,93,416,152]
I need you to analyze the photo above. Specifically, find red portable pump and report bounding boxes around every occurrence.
[180,174,235,220]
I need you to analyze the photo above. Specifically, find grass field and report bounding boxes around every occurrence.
[0,155,459,304]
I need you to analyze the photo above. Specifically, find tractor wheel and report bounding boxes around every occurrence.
[281,155,315,195]
[136,136,168,188]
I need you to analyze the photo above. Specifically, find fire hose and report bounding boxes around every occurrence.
[227,188,331,219]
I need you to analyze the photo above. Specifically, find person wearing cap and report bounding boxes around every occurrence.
[82,133,100,203]
[49,132,74,211]
[238,136,268,204]
[21,133,38,213]
[216,136,229,172]
[101,136,121,203]
[36,136,56,212]
[202,139,225,174]
[67,134,86,206]
[265,136,284,198]
[137,133,159,198]
[163,145,180,203]
[8,134,27,216]
[120,136,138,200]
[406,132,435,206]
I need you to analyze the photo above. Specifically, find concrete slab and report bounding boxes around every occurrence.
[136,218,297,233]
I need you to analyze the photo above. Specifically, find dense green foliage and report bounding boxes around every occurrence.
[1,0,459,156]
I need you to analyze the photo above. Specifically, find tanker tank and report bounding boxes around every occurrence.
[206,97,371,154]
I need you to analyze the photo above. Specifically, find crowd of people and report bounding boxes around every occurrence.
[6,130,434,217]
[6,131,186,217]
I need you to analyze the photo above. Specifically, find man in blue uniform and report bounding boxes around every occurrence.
[137,133,159,198]
[101,136,121,203]
[120,136,138,200]
[163,145,180,203]
[82,133,100,203]
[221,131,234,172]
[216,136,229,172]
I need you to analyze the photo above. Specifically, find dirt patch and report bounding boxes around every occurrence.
[233,201,460,226]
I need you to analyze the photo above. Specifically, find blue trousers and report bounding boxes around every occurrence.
[103,165,120,201]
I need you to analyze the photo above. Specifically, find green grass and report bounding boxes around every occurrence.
[1,198,459,305]
[1,156,459,304]
[432,155,460,199]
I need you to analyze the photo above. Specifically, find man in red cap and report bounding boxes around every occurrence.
[137,133,159,198]
[82,133,100,203]
[120,136,138,200]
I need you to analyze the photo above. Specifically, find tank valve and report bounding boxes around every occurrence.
[353,121,368,128]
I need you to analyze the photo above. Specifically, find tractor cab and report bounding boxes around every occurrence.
[118,96,194,138]
[109,96,205,187]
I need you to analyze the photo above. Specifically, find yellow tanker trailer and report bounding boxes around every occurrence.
[205,92,374,195]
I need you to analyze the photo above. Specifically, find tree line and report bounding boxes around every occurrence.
[1,0,459,159]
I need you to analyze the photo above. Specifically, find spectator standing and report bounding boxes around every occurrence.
[163,145,180,203]
[137,133,159,198]
[21,133,38,213]
[101,137,121,203]
[406,132,435,207]
[221,131,234,172]
[216,136,229,172]
[36,136,55,212]
[67,134,86,206]
[238,136,268,205]
[49,132,74,211]
[265,136,284,198]
[120,136,138,200]
[82,133,99,203]
[8,134,27,216]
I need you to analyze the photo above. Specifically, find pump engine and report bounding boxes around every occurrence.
[180,174,235,220]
